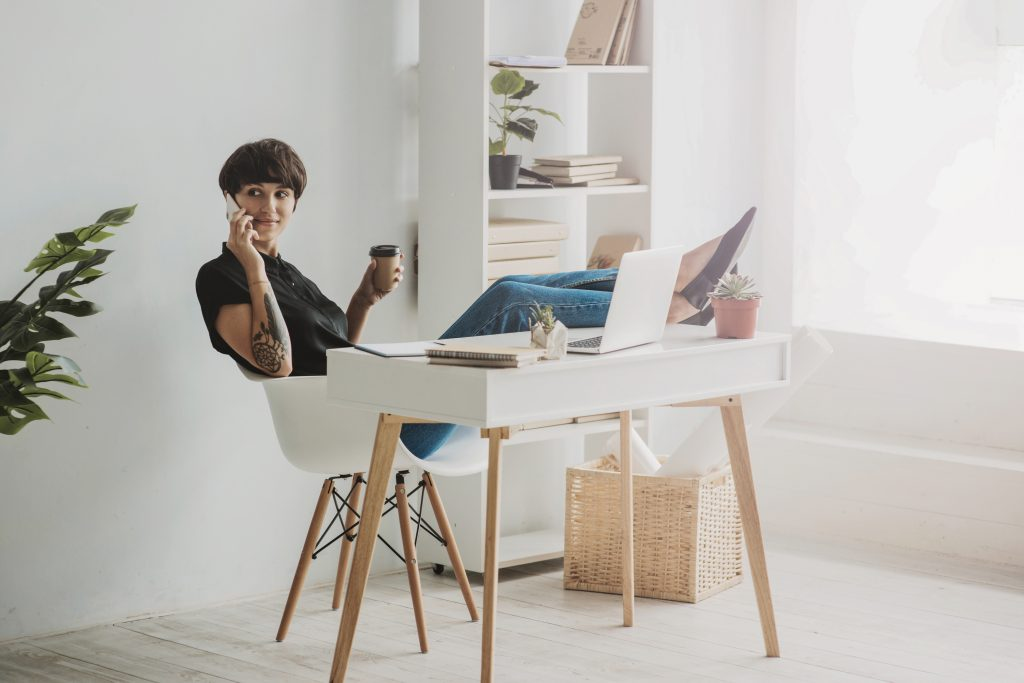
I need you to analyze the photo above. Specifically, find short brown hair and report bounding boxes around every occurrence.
[218,139,307,200]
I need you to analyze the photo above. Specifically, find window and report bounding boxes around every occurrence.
[793,1,1024,351]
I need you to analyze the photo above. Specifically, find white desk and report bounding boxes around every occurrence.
[326,326,790,682]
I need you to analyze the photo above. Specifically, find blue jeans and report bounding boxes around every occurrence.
[401,269,617,458]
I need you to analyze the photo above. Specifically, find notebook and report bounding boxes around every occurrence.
[426,344,544,368]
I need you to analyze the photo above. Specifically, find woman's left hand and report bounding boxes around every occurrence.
[354,256,404,307]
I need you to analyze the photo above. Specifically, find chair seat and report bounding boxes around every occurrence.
[397,426,489,478]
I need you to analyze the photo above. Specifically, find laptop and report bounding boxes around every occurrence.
[567,245,685,354]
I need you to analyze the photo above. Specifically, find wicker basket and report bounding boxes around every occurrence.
[564,455,743,603]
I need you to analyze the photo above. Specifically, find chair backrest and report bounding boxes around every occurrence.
[239,366,380,475]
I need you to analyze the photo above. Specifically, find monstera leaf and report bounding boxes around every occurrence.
[488,68,562,156]
[0,204,135,436]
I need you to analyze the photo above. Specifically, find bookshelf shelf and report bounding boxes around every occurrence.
[419,0,658,572]
[488,184,649,200]
[487,64,650,75]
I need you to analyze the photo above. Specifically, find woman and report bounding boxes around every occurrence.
[197,139,754,457]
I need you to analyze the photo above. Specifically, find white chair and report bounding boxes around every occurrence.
[238,366,485,651]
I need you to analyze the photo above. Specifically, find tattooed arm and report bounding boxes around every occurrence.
[215,281,294,377]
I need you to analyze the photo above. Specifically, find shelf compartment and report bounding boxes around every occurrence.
[487,64,651,75]
[489,184,649,200]
[498,528,565,568]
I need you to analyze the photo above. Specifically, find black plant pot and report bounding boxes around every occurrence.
[489,154,522,190]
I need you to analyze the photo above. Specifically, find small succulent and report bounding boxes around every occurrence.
[708,273,762,301]
[529,302,557,332]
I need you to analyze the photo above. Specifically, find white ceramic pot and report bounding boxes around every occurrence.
[530,320,568,360]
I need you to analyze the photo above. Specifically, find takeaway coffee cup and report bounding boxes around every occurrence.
[369,244,402,292]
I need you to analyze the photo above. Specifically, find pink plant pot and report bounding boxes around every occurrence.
[711,298,760,339]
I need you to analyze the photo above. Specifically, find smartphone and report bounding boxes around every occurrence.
[225,192,242,220]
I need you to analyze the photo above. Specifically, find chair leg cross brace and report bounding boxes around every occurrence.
[313,475,444,563]
[280,456,469,649]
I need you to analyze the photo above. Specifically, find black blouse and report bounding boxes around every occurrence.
[196,244,350,376]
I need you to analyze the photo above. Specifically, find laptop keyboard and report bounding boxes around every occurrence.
[568,336,602,349]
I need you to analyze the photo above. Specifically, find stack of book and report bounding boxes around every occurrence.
[531,155,639,188]
[427,344,544,368]
[565,0,639,66]
[487,217,568,281]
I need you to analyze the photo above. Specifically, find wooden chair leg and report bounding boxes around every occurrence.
[276,478,334,642]
[396,473,429,653]
[422,472,479,621]
[332,473,365,610]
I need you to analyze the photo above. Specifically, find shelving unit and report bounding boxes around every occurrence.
[488,184,650,200]
[418,0,665,572]
[490,65,651,75]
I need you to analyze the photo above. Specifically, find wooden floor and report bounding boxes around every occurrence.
[3,537,1024,682]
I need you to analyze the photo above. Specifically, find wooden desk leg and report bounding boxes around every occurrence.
[329,415,402,682]
[619,410,634,627]
[481,429,504,683]
[720,400,780,657]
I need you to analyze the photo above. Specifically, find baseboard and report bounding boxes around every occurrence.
[750,420,1024,567]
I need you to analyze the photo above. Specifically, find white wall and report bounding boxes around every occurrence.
[646,0,769,455]
[754,0,1024,564]
[0,0,417,640]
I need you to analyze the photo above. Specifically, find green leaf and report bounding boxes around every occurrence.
[46,354,81,374]
[49,299,101,317]
[73,272,106,287]
[24,204,132,274]
[10,315,77,351]
[23,352,86,388]
[72,225,113,243]
[511,79,540,100]
[25,246,96,274]
[21,386,69,401]
[489,138,505,155]
[0,344,45,363]
[55,232,85,247]
[0,400,49,435]
[25,351,52,375]
[11,367,36,388]
[506,118,538,142]
[95,204,136,225]
[490,69,526,97]
[0,378,35,408]
[0,300,27,328]
[522,106,562,124]
[82,230,115,243]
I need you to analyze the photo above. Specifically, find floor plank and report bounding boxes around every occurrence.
[3,540,1024,682]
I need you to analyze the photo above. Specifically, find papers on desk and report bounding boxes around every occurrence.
[351,341,440,358]
[488,55,568,68]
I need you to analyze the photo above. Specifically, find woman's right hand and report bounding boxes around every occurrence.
[225,207,263,271]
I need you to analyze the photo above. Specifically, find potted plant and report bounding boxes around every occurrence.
[708,273,761,339]
[1,205,136,435]
[529,303,568,359]
[489,68,562,189]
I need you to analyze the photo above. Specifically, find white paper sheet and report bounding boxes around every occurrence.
[351,341,441,358]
